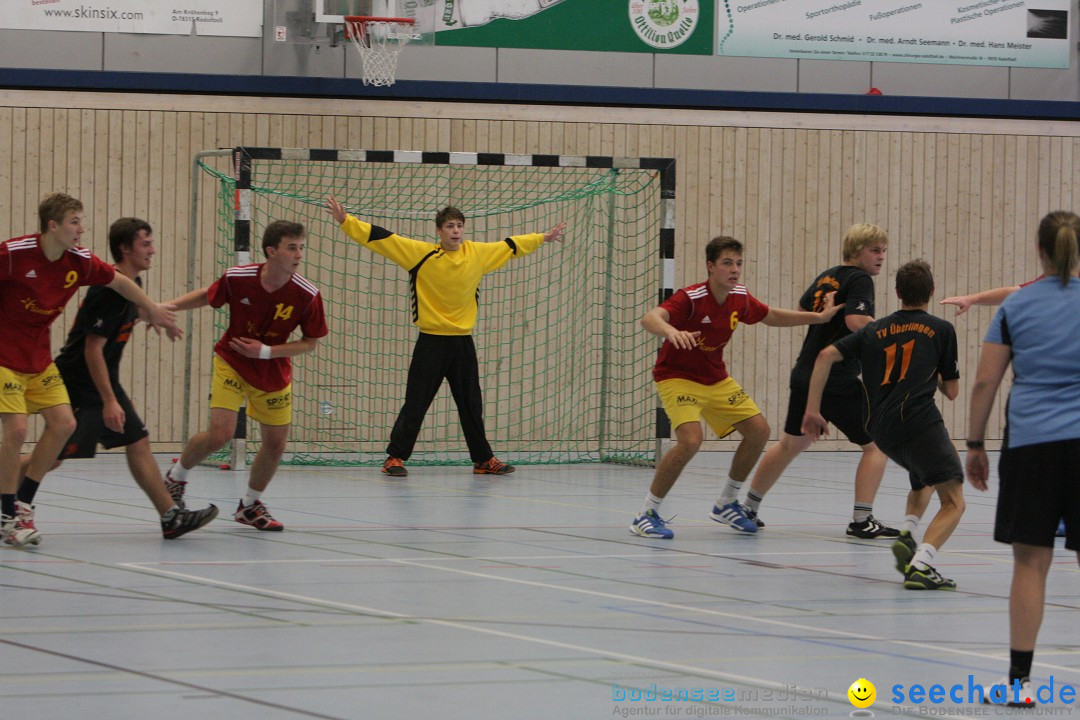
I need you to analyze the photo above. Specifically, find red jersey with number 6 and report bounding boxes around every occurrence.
[208,264,329,392]
[652,282,770,385]
[0,234,116,374]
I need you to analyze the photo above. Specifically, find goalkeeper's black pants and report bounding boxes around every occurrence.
[386,332,494,463]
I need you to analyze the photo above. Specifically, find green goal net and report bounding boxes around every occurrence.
[197,148,671,467]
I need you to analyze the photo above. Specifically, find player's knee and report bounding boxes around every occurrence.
[208,427,235,448]
[743,418,770,446]
[3,424,29,447]
[261,435,288,457]
[779,432,812,454]
[49,414,78,439]
[939,483,966,514]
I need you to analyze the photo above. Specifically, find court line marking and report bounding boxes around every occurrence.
[131,547,1019,565]
[126,555,1080,681]
[122,562,918,717]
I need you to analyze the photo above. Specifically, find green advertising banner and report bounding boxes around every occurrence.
[412,0,714,54]
[717,0,1070,68]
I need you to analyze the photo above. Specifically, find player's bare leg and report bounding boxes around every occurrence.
[648,421,702,499]
[178,408,238,470]
[125,437,177,515]
[748,432,811,497]
[852,441,888,507]
[233,422,289,531]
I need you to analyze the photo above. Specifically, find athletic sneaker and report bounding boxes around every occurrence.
[709,501,758,534]
[382,457,407,477]
[1057,519,1066,537]
[1,513,41,547]
[15,500,35,526]
[164,466,188,509]
[903,563,956,590]
[846,515,900,539]
[891,530,917,575]
[744,508,765,528]
[162,504,219,540]
[234,500,284,531]
[474,457,515,475]
[981,677,1035,708]
[629,509,674,539]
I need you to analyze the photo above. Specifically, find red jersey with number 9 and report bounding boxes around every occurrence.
[0,234,116,374]
[652,282,769,385]
[208,264,329,392]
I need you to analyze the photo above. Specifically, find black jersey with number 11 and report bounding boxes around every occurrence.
[832,308,959,450]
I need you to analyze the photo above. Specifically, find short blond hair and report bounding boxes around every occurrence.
[38,193,83,233]
[841,223,888,261]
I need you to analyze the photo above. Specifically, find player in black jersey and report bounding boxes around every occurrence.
[21,218,218,539]
[738,224,899,538]
[804,259,966,590]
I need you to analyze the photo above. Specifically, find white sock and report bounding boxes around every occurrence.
[717,477,742,505]
[902,515,920,534]
[911,542,937,570]
[242,488,263,507]
[161,505,180,520]
[169,463,189,482]
[641,492,663,515]
[853,503,873,523]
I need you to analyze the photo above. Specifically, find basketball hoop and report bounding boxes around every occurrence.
[344,16,419,87]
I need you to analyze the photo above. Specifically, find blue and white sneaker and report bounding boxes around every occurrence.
[629,509,674,539]
[709,501,758,533]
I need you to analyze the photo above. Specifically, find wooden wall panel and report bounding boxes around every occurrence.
[2,91,1078,452]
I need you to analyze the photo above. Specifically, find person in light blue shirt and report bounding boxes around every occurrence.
[966,210,1080,708]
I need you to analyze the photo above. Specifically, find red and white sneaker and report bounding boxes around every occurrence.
[164,466,188,510]
[234,500,284,531]
[13,501,41,546]
[2,513,41,547]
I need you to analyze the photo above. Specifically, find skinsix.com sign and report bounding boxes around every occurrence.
[717,0,1069,68]
[5,0,262,37]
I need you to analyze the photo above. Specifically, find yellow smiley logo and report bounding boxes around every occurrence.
[847,678,876,709]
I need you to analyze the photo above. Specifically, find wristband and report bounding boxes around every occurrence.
[965,440,984,450]
[259,344,272,360]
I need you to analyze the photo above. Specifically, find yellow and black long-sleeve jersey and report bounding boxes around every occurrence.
[340,215,545,336]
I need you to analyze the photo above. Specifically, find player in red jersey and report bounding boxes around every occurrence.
[0,193,180,547]
[165,221,328,532]
[629,236,842,539]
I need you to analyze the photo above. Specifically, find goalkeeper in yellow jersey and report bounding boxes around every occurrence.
[327,197,566,477]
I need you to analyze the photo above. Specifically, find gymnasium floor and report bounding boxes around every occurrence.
[1,451,1075,720]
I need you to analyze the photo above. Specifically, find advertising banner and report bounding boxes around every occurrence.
[4,0,263,37]
[419,0,714,54]
[717,0,1070,68]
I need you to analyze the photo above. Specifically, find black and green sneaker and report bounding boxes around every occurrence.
[903,563,956,590]
[891,530,917,576]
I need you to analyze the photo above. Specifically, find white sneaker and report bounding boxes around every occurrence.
[981,677,1034,708]
[14,501,41,545]
[2,513,41,547]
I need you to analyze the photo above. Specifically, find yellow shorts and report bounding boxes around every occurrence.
[210,356,292,427]
[0,363,70,415]
[656,376,761,439]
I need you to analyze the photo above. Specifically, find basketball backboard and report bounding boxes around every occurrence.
[316,0,399,24]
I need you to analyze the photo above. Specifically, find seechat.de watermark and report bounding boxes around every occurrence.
[889,676,1076,707]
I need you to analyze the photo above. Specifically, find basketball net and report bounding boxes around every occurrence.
[344,16,419,87]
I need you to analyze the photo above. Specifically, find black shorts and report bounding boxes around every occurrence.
[879,422,963,490]
[996,439,1080,550]
[783,382,873,446]
[60,385,149,459]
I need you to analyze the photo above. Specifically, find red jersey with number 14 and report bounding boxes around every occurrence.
[208,264,329,392]
[0,234,116,373]
[652,282,769,385]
